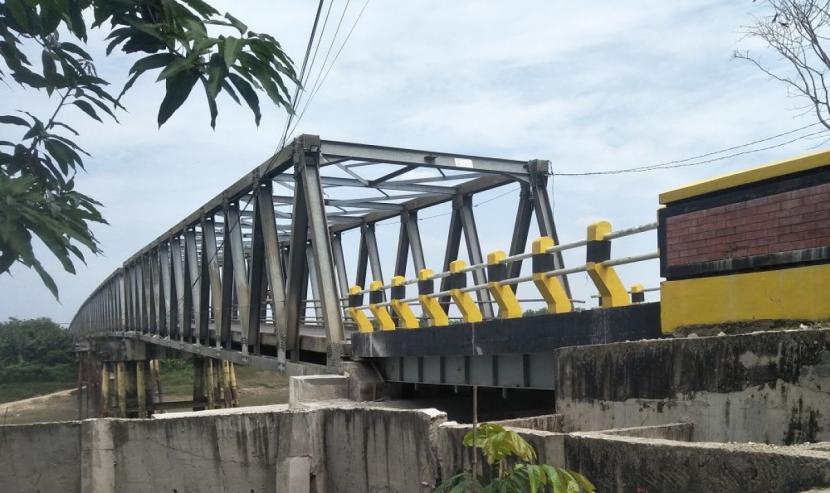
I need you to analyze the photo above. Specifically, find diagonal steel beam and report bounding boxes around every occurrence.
[459,195,494,318]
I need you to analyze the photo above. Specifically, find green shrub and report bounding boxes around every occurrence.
[437,423,594,493]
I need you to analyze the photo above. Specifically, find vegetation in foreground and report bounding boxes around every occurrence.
[437,423,594,493]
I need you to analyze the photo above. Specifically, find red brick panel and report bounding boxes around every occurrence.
[665,182,830,267]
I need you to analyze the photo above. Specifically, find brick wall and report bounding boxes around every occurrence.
[665,182,830,267]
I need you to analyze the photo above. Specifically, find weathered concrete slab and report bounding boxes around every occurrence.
[289,375,351,408]
[565,433,830,492]
[555,327,830,444]
[0,421,81,493]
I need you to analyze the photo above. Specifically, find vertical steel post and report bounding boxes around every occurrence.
[184,227,203,344]
[170,235,188,341]
[225,201,251,346]
[297,136,346,356]
[528,159,570,296]
[331,232,350,300]
[219,216,234,348]
[202,218,223,346]
[255,182,288,347]
[284,171,309,358]
[159,242,174,338]
[247,190,266,354]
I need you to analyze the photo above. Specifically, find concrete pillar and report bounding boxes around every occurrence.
[193,358,206,411]
[80,420,116,493]
[206,359,215,409]
[100,363,110,417]
[229,362,239,407]
[222,360,232,407]
[116,361,127,418]
[276,456,311,493]
[136,361,146,417]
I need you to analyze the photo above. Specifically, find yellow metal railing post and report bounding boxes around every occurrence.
[486,251,522,318]
[369,280,395,330]
[347,285,373,332]
[631,284,645,303]
[585,221,630,307]
[448,260,483,323]
[390,276,419,329]
[531,237,572,314]
[418,269,449,327]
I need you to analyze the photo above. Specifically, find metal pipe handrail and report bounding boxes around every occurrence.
[349,221,658,295]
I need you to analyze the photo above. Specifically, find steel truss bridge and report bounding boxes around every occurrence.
[71,135,660,391]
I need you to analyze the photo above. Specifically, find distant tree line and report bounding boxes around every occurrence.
[0,317,75,382]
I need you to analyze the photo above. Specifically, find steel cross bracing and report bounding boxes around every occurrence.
[70,135,567,371]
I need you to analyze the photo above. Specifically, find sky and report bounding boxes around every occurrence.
[0,0,824,324]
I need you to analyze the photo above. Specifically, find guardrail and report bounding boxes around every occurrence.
[345,220,658,331]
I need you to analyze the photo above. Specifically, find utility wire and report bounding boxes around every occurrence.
[554,122,825,176]
[287,0,371,139]
[277,0,327,152]
[301,0,353,110]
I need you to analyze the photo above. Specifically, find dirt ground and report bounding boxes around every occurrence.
[0,368,290,425]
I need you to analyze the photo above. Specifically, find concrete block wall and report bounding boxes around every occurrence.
[2,404,830,492]
[564,433,830,493]
[0,421,81,493]
[555,327,830,444]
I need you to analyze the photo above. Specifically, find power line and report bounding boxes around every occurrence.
[287,0,371,139]
[554,122,825,176]
[278,0,328,152]
[302,0,353,110]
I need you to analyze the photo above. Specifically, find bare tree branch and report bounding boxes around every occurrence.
[738,0,830,130]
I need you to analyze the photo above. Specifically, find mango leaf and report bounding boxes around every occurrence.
[72,100,102,122]
[228,73,261,125]
[0,115,30,127]
[222,36,243,67]
[224,12,247,34]
[157,69,199,126]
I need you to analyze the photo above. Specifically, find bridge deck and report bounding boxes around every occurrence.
[351,303,661,389]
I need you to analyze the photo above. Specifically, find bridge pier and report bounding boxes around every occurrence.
[192,357,239,411]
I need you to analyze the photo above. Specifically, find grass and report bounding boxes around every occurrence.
[0,379,76,404]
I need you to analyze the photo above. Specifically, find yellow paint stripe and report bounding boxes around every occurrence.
[660,263,830,333]
[659,148,830,204]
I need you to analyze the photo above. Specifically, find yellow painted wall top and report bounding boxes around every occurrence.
[659,147,830,204]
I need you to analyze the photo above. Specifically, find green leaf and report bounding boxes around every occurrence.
[72,100,102,122]
[224,13,248,34]
[157,69,199,127]
[66,0,87,41]
[31,261,59,300]
[223,36,243,67]
[157,56,193,82]
[220,79,240,104]
[42,50,58,84]
[571,471,595,492]
[228,73,261,125]
[0,115,30,127]
[49,121,80,136]
[205,53,227,99]
[5,0,32,31]
[59,42,93,61]
[201,77,218,129]
[129,53,177,76]
[181,0,219,18]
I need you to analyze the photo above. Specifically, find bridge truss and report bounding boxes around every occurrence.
[71,135,573,373]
